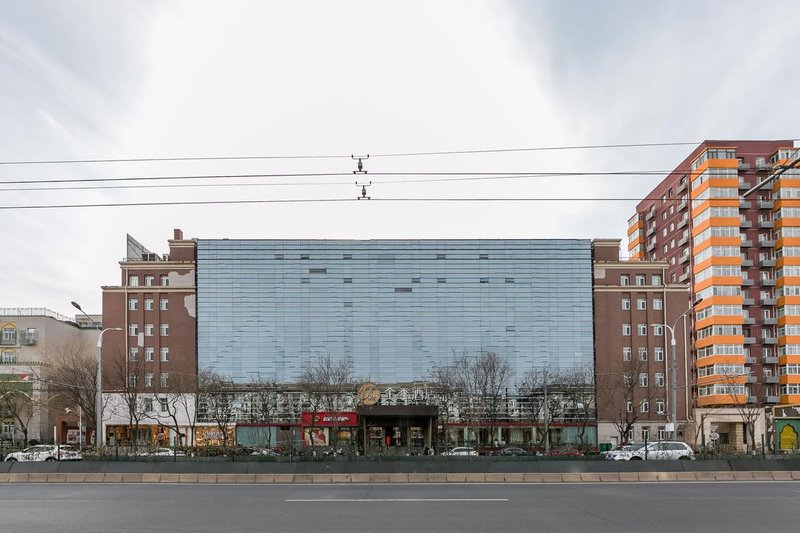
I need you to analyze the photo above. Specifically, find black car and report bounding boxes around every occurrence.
[494,447,529,456]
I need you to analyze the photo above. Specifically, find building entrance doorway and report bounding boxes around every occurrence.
[357,405,437,455]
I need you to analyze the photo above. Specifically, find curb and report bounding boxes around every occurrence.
[0,471,798,484]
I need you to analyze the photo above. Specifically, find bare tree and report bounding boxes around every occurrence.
[518,367,563,449]
[560,365,596,449]
[110,347,147,446]
[722,373,763,453]
[242,375,279,447]
[597,358,652,444]
[298,354,353,447]
[40,333,98,442]
[472,352,511,445]
[428,361,461,447]
[0,379,36,445]
[197,369,237,447]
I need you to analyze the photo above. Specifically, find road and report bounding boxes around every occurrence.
[0,482,797,532]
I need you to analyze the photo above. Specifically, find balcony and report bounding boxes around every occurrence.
[678,199,688,211]
[647,241,657,252]
[739,180,752,190]
[646,225,655,236]
[761,258,776,267]
[765,356,779,364]
[766,375,779,384]
[742,278,754,286]
[756,162,772,172]
[678,236,688,246]
[763,317,776,325]
[740,200,752,209]
[739,162,751,171]
[744,336,756,344]
[741,258,754,267]
[646,210,655,221]
[678,272,690,283]
[747,396,758,404]
[740,239,753,247]
[740,220,753,228]
[763,336,778,344]
[743,317,756,325]
[759,200,774,209]
[762,278,776,286]
[766,395,780,403]
[746,374,757,383]
[759,219,774,229]
[743,298,755,306]
[745,356,757,364]
[677,217,688,229]
[761,298,776,305]
[677,181,687,193]
[759,239,775,248]
[678,253,689,265]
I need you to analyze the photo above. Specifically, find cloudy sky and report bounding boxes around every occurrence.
[1,0,798,317]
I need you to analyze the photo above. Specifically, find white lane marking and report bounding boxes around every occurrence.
[285,498,509,502]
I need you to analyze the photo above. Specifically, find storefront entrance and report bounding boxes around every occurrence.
[356,405,438,455]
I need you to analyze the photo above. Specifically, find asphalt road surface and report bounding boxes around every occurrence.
[1,482,797,533]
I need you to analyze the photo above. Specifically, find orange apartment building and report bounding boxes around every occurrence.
[628,140,800,451]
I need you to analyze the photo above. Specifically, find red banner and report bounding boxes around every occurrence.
[301,411,358,427]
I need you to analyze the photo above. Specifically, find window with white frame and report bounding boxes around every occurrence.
[160,373,169,388]
[640,400,649,413]
[145,373,153,388]
[128,324,138,336]
[128,374,137,387]
[145,347,154,361]
[652,274,662,285]
[639,373,649,387]
[626,401,633,413]
[622,298,631,310]
[144,324,154,336]
[160,323,169,336]
[653,324,664,335]
[658,427,666,440]
[144,398,154,412]
[128,348,139,361]
[128,298,138,311]
[145,275,155,286]
[638,347,648,361]
[144,298,154,311]
[159,397,168,413]
[623,324,631,336]
[621,275,630,286]
[637,298,647,310]
[160,275,169,286]
[160,347,169,362]
[653,298,663,310]
[641,427,650,441]
[638,324,648,336]
[654,347,664,361]
[160,298,169,311]
[636,275,646,286]
[656,400,665,414]
[655,373,665,387]
[623,347,632,361]
[128,275,139,287]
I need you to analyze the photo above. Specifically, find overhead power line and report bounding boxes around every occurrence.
[0,140,755,166]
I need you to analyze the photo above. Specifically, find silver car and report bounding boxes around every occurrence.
[442,447,479,456]
[609,441,694,460]
[5,445,82,462]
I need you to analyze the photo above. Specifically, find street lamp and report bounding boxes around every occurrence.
[71,301,122,447]
[653,299,700,441]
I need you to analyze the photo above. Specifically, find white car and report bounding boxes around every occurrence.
[5,445,82,462]
[442,447,479,456]
[607,441,694,461]
[138,447,187,457]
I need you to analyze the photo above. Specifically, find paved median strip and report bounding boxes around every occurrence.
[0,471,799,483]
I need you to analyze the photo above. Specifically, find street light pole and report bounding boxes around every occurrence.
[71,301,122,448]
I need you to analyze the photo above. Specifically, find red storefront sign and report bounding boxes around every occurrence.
[301,411,358,427]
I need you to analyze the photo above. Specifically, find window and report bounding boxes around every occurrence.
[655,373,665,387]
[479,277,489,284]
[128,324,138,336]
[144,398,154,413]
[145,373,153,388]
[1,350,17,363]
[653,324,664,336]
[160,298,168,311]
[620,275,630,286]
[128,374,137,387]
[636,275,646,286]
[159,397,168,413]
[657,427,666,440]
[160,324,169,336]
[623,347,632,361]
[637,298,647,310]
[160,275,169,286]
[128,275,139,287]
[344,278,353,284]
[655,347,664,361]
[656,401,665,415]
[437,278,446,283]
[652,275,662,285]
[640,400,649,413]
[637,324,647,336]
[622,298,631,310]
[638,347,648,361]
[145,275,155,286]
[144,347,154,362]
[622,324,631,336]
[626,401,633,413]
[128,298,138,311]
[160,347,169,362]
[144,324,154,336]
[1,327,16,344]
[653,298,663,310]
[160,373,169,388]
[128,348,139,361]
[639,373,649,387]
[144,298,154,311]
[641,428,650,442]
[437,253,446,260]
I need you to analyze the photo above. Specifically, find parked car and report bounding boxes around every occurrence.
[442,447,479,456]
[138,447,187,457]
[607,441,694,461]
[492,447,530,456]
[5,445,82,462]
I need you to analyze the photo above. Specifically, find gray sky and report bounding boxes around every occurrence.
[1,0,798,316]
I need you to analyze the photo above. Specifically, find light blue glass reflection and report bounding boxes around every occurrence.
[197,240,594,384]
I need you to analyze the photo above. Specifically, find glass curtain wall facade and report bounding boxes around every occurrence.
[197,239,594,384]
